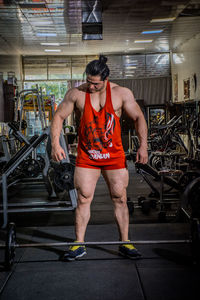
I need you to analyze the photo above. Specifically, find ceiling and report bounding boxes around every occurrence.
[0,0,200,56]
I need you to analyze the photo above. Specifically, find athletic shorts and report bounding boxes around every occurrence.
[75,159,127,170]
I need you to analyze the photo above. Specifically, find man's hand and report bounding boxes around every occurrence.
[136,146,148,164]
[51,145,66,162]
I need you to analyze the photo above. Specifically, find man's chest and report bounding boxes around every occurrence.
[76,93,122,117]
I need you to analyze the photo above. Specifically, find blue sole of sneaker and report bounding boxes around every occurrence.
[60,251,87,261]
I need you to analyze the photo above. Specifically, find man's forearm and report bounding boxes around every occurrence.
[135,116,148,149]
[50,114,64,147]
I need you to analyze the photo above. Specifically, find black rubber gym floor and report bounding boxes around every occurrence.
[0,162,200,300]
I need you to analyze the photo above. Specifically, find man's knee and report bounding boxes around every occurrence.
[110,184,127,204]
[77,188,94,205]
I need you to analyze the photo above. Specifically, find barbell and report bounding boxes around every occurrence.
[2,223,191,270]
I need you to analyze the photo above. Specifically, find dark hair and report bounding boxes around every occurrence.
[85,55,110,80]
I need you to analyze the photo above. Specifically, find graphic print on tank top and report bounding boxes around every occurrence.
[84,112,115,160]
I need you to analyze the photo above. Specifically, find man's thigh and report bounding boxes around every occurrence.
[102,168,129,197]
[74,166,101,198]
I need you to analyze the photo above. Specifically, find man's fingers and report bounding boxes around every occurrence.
[136,152,139,162]
[51,147,66,162]
[136,153,148,164]
[61,150,66,159]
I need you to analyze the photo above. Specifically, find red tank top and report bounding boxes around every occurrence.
[76,81,125,167]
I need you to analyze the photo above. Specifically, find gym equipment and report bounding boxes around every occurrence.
[42,132,77,204]
[158,169,183,221]
[2,222,190,270]
[181,177,200,264]
[36,154,45,171]
[0,129,48,228]
[178,171,200,190]
[14,88,49,133]
[52,162,75,191]
[191,218,200,264]
[141,199,151,214]
[148,115,188,154]
[127,196,157,215]
[135,162,180,196]
[20,158,41,178]
[149,151,186,172]
[127,197,134,214]
[134,161,195,220]
[181,177,200,217]
[5,223,16,270]
[0,127,77,229]
[137,196,151,214]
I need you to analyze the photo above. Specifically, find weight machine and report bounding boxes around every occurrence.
[0,86,78,228]
[0,125,77,229]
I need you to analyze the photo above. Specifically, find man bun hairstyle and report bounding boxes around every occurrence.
[99,54,107,65]
[85,54,110,81]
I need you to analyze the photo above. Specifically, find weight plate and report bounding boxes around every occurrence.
[5,223,16,270]
[138,196,146,206]
[153,156,162,171]
[37,155,45,171]
[53,163,75,191]
[21,158,41,178]
[127,198,134,214]
[69,154,76,166]
[43,168,54,196]
[141,199,151,214]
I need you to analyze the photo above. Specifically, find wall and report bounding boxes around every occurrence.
[0,55,22,88]
[0,55,22,122]
[112,77,171,105]
[171,35,200,102]
[0,80,4,122]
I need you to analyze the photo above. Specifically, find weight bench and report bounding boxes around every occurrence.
[135,162,180,197]
[0,128,49,228]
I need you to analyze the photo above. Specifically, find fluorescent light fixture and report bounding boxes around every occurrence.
[125,61,138,65]
[125,66,137,69]
[31,21,53,26]
[142,30,163,34]
[41,42,75,46]
[41,43,60,46]
[126,60,138,62]
[150,17,176,23]
[44,49,61,52]
[128,47,145,50]
[134,40,153,43]
[36,33,57,37]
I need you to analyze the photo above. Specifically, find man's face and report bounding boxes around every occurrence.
[86,75,107,93]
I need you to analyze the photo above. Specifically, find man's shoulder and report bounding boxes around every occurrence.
[77,82,88,92]
[66,83,87,99]
[110,82,132,95]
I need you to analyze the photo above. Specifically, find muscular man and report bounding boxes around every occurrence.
[51,55,148,261]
